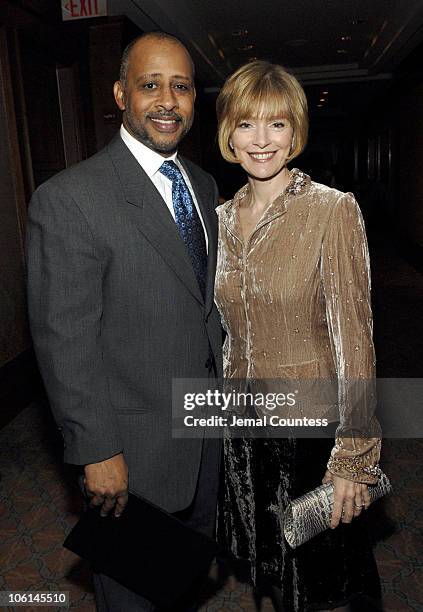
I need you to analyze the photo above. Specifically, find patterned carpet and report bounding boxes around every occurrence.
[0,234,422,611]
[0,404,422,611]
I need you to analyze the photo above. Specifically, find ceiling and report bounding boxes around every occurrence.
[109,0,423,116]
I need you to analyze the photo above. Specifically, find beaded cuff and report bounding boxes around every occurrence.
[327,456,381,484]
[327,438,381,484]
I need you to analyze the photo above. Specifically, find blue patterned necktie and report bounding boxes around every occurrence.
[159,160,207,299]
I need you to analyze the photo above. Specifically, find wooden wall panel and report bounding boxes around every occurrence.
[19,36,66,185]
[0,27,30,367]
[397,82,423,248]
[89,21,123,150]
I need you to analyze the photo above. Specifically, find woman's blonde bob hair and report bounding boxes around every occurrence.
[217,60,308,164]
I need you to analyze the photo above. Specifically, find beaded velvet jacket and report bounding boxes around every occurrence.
[214,169,381,484]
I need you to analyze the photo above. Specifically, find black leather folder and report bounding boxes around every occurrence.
[63,492,219,606]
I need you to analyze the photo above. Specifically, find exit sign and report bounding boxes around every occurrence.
[62,0,107,20]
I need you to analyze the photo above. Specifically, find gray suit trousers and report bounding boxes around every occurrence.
[91,437,221,611]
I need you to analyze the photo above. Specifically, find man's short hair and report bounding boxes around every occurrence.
[119,31,195,86]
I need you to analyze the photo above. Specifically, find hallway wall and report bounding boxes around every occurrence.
[397,81,423,249]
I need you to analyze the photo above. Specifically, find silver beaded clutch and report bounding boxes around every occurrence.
[283,470,392,549]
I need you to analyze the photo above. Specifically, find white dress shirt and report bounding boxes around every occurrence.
[120,125,208,249]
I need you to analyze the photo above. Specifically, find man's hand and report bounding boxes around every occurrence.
[84,452,129,517]
[322,470,371,529]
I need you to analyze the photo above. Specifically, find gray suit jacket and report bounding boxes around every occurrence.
[26,134,223,512]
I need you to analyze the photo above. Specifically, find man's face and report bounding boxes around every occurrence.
[114,38,196,156]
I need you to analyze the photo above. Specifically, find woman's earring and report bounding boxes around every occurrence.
[290,137,295,154]
[229,141,234,150]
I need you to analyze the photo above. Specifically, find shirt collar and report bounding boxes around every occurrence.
[217,169,311,240]
[120,124,178,179]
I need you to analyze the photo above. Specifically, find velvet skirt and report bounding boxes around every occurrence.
[219,434,381,611]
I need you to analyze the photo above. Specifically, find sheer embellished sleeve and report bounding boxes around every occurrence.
[321,192,381,484]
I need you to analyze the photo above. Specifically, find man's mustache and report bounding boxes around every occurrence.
[147,112,183,121]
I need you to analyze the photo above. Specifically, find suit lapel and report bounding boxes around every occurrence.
[179,157,218,318]
[106,135,204,305]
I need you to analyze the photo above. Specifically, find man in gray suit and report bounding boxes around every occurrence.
[27,32,222,611]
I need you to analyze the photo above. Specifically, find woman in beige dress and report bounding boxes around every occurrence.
[214,61,382,611]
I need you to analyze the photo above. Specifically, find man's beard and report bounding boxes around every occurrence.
[124,109,193,154]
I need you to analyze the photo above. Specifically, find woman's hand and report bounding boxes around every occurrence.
[322,470,371,528]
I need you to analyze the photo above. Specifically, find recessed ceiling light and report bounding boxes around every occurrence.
[322,90,328,94]
[238,44,255,51]
[317,104,323,108]
[232,29,249,37]
[341,35,352,41]
[285,39,308,47]
[337,49,348,54]
[249,56,259,61]
[319,98,326,102]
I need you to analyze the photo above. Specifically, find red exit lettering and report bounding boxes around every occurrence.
[64,0,100,18]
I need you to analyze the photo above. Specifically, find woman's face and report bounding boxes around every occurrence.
[230,116,293,180]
